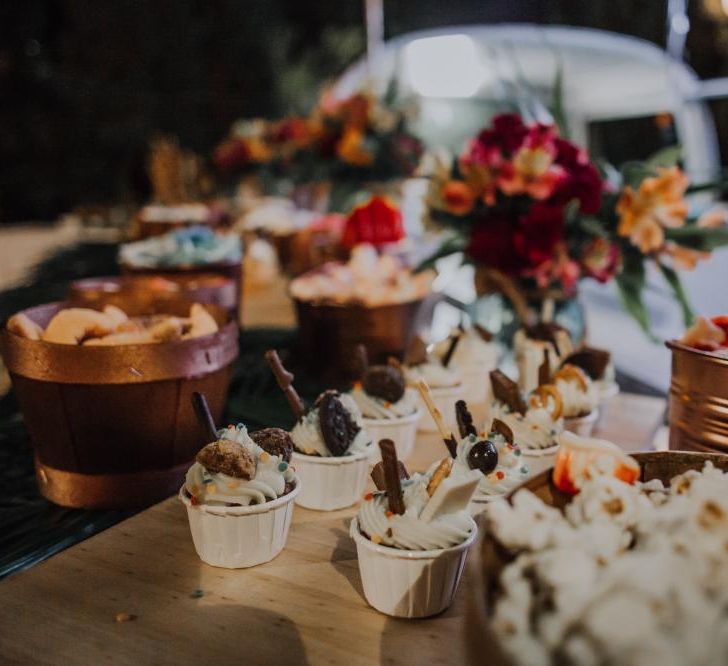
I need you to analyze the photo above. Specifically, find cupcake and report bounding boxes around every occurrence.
[404,337,463,434]
[562,346,619,404]
[434,325,499,405]
[266,351,372,511]
[351,439,479,618]
[514,321,573,394]
[448,402,529,512]
[179,423,300,569]
[348,348,422,461]
[552,364,599,435]
[490,369,564,477]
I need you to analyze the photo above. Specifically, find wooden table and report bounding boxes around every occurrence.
[0,392,664,665]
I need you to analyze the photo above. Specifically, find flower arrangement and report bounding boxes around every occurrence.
[424,113,728,334]
[213,90,423,191]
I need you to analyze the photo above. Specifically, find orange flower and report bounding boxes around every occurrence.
[461,163,499,206]
[616,166,689,253]
[336,126,373,166]
[661,242,710,270]
[498,145,564,200]
[441,181,477,215]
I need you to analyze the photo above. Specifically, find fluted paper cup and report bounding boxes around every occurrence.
[363,408,422,462]
[564,408,599,437]
[350,516,477,618]
[416,384,464,434]
[291,451,369,511]
[521,444,559,478]
[179,477,300,569]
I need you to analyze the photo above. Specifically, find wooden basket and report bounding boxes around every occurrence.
[0,300,238,509]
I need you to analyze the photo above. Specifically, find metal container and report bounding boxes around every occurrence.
[666,340,728,452]
[0,300,238,509]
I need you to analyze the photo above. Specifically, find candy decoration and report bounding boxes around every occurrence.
[378,439,405,515]
[467,440,499,475]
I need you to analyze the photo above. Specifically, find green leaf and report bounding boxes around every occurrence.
[656,261,694,326]
[664,226,728,251]
[577,216,610,239]
[414,235,467,273]
[645,145,682,170]
[614,259,655,338]
[550,63,570,139]
[619,161,653,189]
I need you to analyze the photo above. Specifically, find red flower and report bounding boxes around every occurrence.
[550,138,603,214]
[489,114,530,153]
[213,139,250,172]
[515,203,565,269]
[466,213,521,275]
[580,238,621,283]
[341,196,405,248]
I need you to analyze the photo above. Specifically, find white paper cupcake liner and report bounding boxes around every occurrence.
[363,407,422,462]
[564,408,599,437]
[179,477,300,569]
[521,443,560,478]
[350,516,477,618]
[291,451,369,511]
[415,384,464,433]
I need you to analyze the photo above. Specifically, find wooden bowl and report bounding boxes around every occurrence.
[0,300,239,509]
[465,450,728,665]
[69,275,239,320]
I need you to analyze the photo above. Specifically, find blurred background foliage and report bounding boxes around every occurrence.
[2,0,728,221]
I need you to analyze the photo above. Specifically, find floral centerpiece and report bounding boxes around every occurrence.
[424,113,728,335]
[212,90,424,210]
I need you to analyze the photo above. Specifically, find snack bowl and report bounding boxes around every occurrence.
[0,299,238,509]
[563,408,599,437]
[465,450,728,665]
[416,384,463,434]
[350,515,478,618]
[291,450,370,511]
[179,477,300,569]
[362,407,422,462]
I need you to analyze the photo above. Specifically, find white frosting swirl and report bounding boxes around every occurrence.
[555,375,598,418]
[349,386,419,420]
[356,473,474,550]
[435,328,499,371]
[491,402,564,451]
[184,425,295,506]
[450,433,530,498]
[514,329,572,394]
[290,393,372,457]
[405,362,461,389]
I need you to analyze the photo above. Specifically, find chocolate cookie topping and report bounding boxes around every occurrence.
[490,369,528,415]
[525,322,568,353]
[316,390,360,457]
[250,428,294,463]
[371,458,409,491]
[405,335,429,366]
[538,348,552,387]
[491,418,514,445]
[362,365,406,403]
[196,439,257,480]
[561,347,611,380]
[455,400,477,439]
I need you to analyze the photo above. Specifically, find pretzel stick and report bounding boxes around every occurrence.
[264,349,306,420]
[416,379,457,457]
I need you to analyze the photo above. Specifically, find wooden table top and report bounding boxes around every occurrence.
[0,391,665,666]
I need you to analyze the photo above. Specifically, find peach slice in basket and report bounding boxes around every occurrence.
[552,431,640,495]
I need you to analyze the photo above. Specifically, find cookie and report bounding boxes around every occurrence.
[371,459,409,491]
[490,369,527,414]
[250,428,294,463]
[317,390,360,457]
[42,308,115,345]
[6,313,43,341]
[491,418,514,444]
[455,400,477,439]
[362,365,406,403]
[196,439,257,479]
[561,347,611,380]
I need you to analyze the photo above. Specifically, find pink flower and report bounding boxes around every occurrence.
[580,238,621,283]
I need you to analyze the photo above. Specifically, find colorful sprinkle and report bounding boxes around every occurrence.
[190,495,199,506]
[353,381,362,390]
[514,449,522,456]
[385,510,393,518]
[207,484,217,494]
[496,471,505,480]
[364,492,374,501]
[371,534,383,544]
[227,425,234,430]
[227,481,240,490]
[520,466,528,474]
[202,477,213,485]
[278,461,288,472]
[260,452,270,462]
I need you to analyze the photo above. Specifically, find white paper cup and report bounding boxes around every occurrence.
[363,407,422,462]
[350,516,477,618]
[415,384,464,433]
[291,450,369,511]
[598,381,620,403]
[179,477,300,569]
[521,444,559,478]
[564,408,599,436]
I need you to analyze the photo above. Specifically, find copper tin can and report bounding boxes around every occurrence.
[120,259,243,325]
[666,340,728,453]
[69,274,239,320]
[0,300,238,509]
[293,297,428,382]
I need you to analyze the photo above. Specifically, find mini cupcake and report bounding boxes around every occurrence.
[434,325,499,405]
[351,440,479,618]
[404,337,463,434]
[448,402,529,512]
[561,346,619,404]
[514,322,573,394]
[179,423,300,569]
[489,370,564,477]
[266,351,372,511]
[552,364,599,435]
[349,349,422,460]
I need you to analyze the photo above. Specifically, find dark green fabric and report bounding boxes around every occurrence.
[0,241,333,580]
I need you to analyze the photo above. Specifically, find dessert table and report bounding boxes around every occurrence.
[0,392,664,665]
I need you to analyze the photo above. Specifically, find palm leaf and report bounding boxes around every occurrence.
[656,261,694,326]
